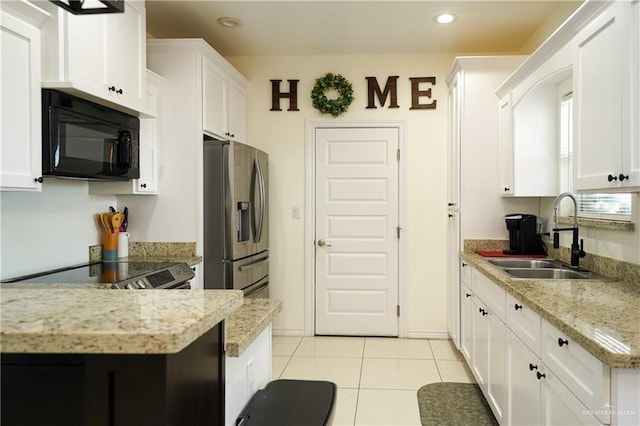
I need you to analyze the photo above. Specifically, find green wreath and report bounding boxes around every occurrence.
[311,73,354,117]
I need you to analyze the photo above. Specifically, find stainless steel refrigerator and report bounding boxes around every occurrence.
[203,138,269,297]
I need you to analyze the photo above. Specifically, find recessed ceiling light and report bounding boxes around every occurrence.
[217,17,243,28]
[434,13,456,24]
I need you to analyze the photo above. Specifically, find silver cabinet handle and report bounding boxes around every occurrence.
[317,240,332,247]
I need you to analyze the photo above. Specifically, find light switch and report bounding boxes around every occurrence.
[292,206,301,220]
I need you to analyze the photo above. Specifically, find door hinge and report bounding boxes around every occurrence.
[396,149,400,162]
[397,305,400,317]
[396,226,402,239]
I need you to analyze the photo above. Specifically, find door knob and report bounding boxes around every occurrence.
[317,240,332,247]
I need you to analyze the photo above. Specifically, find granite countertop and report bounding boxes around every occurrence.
[225,298,283,357]
[0,289,243,354]
[461,252,640,369]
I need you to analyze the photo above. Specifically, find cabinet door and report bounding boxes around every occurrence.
[137,118,157,194]
[0,11,42,191]
[65,12,108,95]
[486,309,506,424]
[136,70,160,194]
[472,296,489,390]
[460,283,473,363]
[498,94,514,196]
[106,0,145,109]
[447,211,460,349]
[573,1,631,190]
[447,72,461,208]
[506,330,541,426]
[228,78,247,143]
[541,319,610,424]
[541,367,602,426]
[46,1,145,112]
[203,58,228,139]
[627,0,640,188]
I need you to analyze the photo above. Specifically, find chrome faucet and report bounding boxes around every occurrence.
[552,192,586,269]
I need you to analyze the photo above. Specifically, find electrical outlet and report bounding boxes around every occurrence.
[246,359,255,398]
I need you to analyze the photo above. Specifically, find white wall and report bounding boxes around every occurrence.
[0,180,116,279]
[228,53,457,336]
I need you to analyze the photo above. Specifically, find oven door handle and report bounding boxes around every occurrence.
[237,255,269,272]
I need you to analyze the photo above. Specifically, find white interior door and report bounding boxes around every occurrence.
[315,127,399,336]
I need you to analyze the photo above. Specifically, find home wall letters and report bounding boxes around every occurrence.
[270,75,437,112]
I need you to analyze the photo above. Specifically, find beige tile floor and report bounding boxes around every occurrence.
[272,336,475,426]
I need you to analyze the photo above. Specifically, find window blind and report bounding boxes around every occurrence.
[559,95,631,220]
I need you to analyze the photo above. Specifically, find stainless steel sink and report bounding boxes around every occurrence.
[486,257,615,280]
[488,259,562,269]
[502,268,615,281]
[504,268,589,279]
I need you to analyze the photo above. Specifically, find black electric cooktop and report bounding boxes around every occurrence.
[1,261,181,285]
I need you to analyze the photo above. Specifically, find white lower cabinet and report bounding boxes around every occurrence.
[541,319,610,424]
[447,214,461,349]
[470,268,507,424]
[542,367,603,426]
[507,329,603,426]
[461,260,628,425]
[225,325,272,426]
[189,263,202,290]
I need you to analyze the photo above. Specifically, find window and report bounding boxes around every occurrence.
[558,92,632,220]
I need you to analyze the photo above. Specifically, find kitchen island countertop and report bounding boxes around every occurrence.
[461,252,640,369]
[0,289,243,354]
[226,298,282,357]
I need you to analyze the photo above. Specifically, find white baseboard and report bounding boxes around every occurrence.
[272,328,306,337]
[272,328,450,340]
[407,330,451,340]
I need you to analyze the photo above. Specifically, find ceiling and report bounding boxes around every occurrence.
[145,1,583,57]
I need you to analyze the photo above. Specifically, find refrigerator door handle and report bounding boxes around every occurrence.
[251,158,266,243]
[237,255,269,271]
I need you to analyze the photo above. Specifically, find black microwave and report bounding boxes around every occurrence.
[42,89,140,181]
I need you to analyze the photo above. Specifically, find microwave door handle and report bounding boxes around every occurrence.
[107,138,116,171]
[116,130,132,168]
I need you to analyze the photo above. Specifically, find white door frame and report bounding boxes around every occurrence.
[304,119,408,337]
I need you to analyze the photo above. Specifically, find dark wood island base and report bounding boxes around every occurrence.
[1,324,225,426]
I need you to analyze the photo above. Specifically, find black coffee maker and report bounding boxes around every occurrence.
[503,214,545,255]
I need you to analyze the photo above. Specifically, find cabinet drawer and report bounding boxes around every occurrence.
[472,268,506,322]
[460,259,471,285]
[506,293,541,356]
[541,319,610,424]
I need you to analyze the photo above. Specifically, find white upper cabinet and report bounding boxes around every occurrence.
[497,63,571,197]
[40,1,146,113]
[89,70,162,196]
[228,78,248,144]
[0,2,49,192]
[202,58,227,140]
[573,0,639,192]
[497,94,515,195]
[447,72,461,208]
[203,58,248,143]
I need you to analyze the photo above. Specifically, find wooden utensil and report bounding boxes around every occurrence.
[100,212,112,233]
[111,212,124,233]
